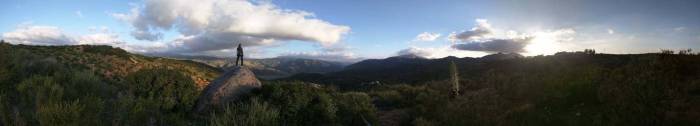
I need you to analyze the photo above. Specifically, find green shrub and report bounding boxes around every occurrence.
[209,98,280,126]
[251,81,379,126]
[124,68,199,112]
[115,68,200,125]
[258,82,334,125]
[36,99,104,126]
[335,92,378,125]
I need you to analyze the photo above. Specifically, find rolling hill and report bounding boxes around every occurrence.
[0,43,222,89]
[165,55,347,79]
[283,51,700,90]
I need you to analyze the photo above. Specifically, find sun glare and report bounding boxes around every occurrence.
[524,32,561,56]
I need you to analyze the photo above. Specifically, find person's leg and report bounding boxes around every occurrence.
[235,56,241,66]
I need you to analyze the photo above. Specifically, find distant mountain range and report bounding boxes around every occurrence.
[159,55,348,79]
[281,52,630,89]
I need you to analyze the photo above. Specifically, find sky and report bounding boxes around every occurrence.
[1,0,699,62]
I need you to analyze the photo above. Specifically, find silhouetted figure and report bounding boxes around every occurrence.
[235,43,244,66]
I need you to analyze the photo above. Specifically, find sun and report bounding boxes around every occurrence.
[524,32,562,56]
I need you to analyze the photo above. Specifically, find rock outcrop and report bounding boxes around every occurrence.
[194,66,261,114]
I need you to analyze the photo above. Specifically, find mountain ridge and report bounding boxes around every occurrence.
[162,55,348,79]
[280,51,699,89]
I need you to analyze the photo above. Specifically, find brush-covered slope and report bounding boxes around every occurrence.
[0,43,221,89]
[0,42,224,125]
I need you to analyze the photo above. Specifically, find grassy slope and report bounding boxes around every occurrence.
[0,43,221,89]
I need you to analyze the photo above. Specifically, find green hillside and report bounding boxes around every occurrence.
[0,43,222,89]
[0,43,377,126]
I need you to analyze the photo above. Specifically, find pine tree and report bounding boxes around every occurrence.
[449,61,460,97]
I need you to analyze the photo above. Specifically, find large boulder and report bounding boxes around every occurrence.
[194,66,261,114]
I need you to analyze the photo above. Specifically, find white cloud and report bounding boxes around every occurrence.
[448,19,493,42]
[0,25,141,51]
[2,25,77,45]
[397,46,488,58]
[607,28,614,34]
[88,26,110,33]
[113,0,351,54]
[413,32,441,42]
[674,27,686,32]
[442,19,577,55]
[77,33,123,45]
[76,11,84,18]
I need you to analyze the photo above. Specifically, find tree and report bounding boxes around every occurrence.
[678,48,692,55]
[584,49,596,55]
[660,49,674,55]
[449,61,460,97]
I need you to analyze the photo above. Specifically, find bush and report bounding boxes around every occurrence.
[335,92,378,125]
[258,82,336,125]
[243,81,379,126]
[124,68,199,112]
[114,68,200,125]
[36,99,104,125]
[209,98,280,126]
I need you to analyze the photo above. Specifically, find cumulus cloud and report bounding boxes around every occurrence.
[1,25,129,49]
[452,37,533,53]
[441,19,575,54]
[448,19,493,42]
[445,19,533,53]
[113,0,351,54]
[413,32,441,42]
[77,33,124,45]
[2,25,78,45]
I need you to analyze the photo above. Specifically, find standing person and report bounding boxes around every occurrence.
[235,43,244,66]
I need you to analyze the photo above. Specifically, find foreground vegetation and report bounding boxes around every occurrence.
[1,42,699,125]
[362,51,700,126]
[0,43,376,126]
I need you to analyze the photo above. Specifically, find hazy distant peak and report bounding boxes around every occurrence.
[480,52,524,60]
[392,54,427,59]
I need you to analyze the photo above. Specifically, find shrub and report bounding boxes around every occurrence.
[258,82,335,125]
[115,68,200,125]
[124,68,199,112]
[209,98,280,126]
[335,92,378,125]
